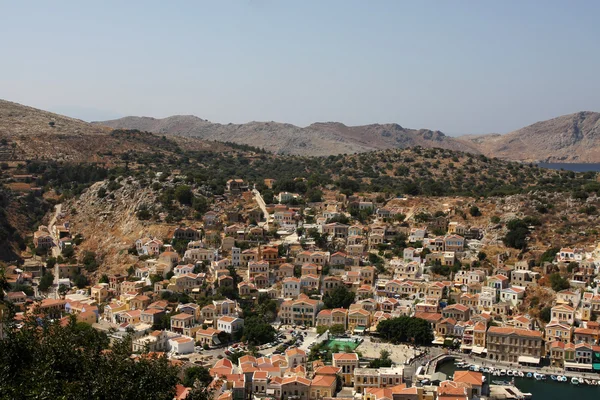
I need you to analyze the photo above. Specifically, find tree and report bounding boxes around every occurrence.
[323,286,355,309]
[540,306,552,323]
[0,314,180,399]
[549,273,570,292]
[38,272,54,292]
[376,316,434,345]
[242,316,276,345]
[99,274,109,284]
[469,206,481,217]
[369,349,392,368]
[58,284,69,296]
[175,185,193,205]
[183,366,212,388]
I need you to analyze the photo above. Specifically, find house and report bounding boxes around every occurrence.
[310,374,336,400]
[170,313,195,334]
[353,367,404,394]
[169,336,195,355]
[173,227,201,241]
[453,371,483,398]
[348,308,370,331]
[33,227,53,250]
[281,376,311,400]
[140,308,165,326]
[499,286,525,307]
[332,353,359,386]
[316,308,348,330]
[545,321,573,343]
[283,277,301,299]
[444,235,464,252]
[285,347,307,368]
[279,295,321,327]
[196,328,221,347]
[408,228,426,243]
[217,316,244,334]
[486,327,544,363]
[442,304,471,322]
[90,284,109,303]
[551,304,575,325]
[323,223,349,239]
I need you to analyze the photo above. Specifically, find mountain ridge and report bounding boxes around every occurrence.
[96,110,600,162]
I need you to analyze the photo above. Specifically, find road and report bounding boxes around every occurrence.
[252,189,270,230]
[47,204,62,298]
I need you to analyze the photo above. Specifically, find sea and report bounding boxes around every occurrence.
[538,163,600,172]
[436,360,600,399]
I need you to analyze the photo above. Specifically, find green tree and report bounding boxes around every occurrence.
[175,185,193,205]
[183,366,212,388]
[0,314,180,399]
[376,316,434,345]
[549,273,570,292]
[242,316,276,345]
[469,206,481,217]
[323,286,355,309]
[540,306,552,323]
[38,271,54,292]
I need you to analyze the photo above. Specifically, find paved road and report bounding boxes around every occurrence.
[47,204,62,298]
[252,189,270,230]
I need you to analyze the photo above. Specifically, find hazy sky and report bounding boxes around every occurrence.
[1,1,599,135]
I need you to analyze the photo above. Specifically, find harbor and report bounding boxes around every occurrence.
[436,359,600,399]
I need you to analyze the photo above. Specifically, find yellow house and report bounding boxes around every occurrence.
[310,374,336,400]
[348,308,370,331]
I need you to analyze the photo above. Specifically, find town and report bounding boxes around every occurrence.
[3,172,600,400]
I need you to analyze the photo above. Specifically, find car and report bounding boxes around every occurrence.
[224,350,231,356]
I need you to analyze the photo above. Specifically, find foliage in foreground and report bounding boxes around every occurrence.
[0,312,179,400]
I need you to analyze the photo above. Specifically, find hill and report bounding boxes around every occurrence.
[458,111,600,163]
[95,115,480,156]
[0,99,232,164]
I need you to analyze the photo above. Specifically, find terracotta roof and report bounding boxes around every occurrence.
[332,353,358,361]
[487,326,542,338]
[311,374,336,388]
[281,376,311,386]
[453,371,482,386]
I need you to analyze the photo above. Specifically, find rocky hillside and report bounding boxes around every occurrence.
[62,179,175,276]
[95,115,481,156]
[0,99,230,163]
[458,111,600,163]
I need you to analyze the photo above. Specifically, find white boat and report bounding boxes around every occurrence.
[559,376,567,382]
[571,377,580,385]
[500,369,507,376]
[517,371,525,377]
[533,373,545,381]
[507,370,513,376]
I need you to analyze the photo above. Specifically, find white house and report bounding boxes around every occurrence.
[217,316,244,334]
[168,336,195,355]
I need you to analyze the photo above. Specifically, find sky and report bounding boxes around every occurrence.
[1,1,599,135]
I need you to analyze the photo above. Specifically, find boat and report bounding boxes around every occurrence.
[517,371,525,377]
[526,372,533,378]
[584,379,591,385]
[482,368,490,373]
[571,377,580,385]
[500,369,507,376]
[558,376,567,382]
[533,373,545,381]
[507,370,513,376]
[592,380,597,385]
[493,371,500,376]
[551,375,557,381]
[492,380,511,386]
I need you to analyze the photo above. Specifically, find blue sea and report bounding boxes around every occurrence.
[538,163,600,172]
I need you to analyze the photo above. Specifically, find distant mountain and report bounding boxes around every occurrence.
[0,99,230,163]
[457,112,600,163]
[94,115,481,156]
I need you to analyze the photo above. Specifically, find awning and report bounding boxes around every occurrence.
[472,346,486,354]
[564,361,593,370]
[432,337,445,345]
[353,326,366,333]
[213,337,221,345]
[518,356,540,364]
